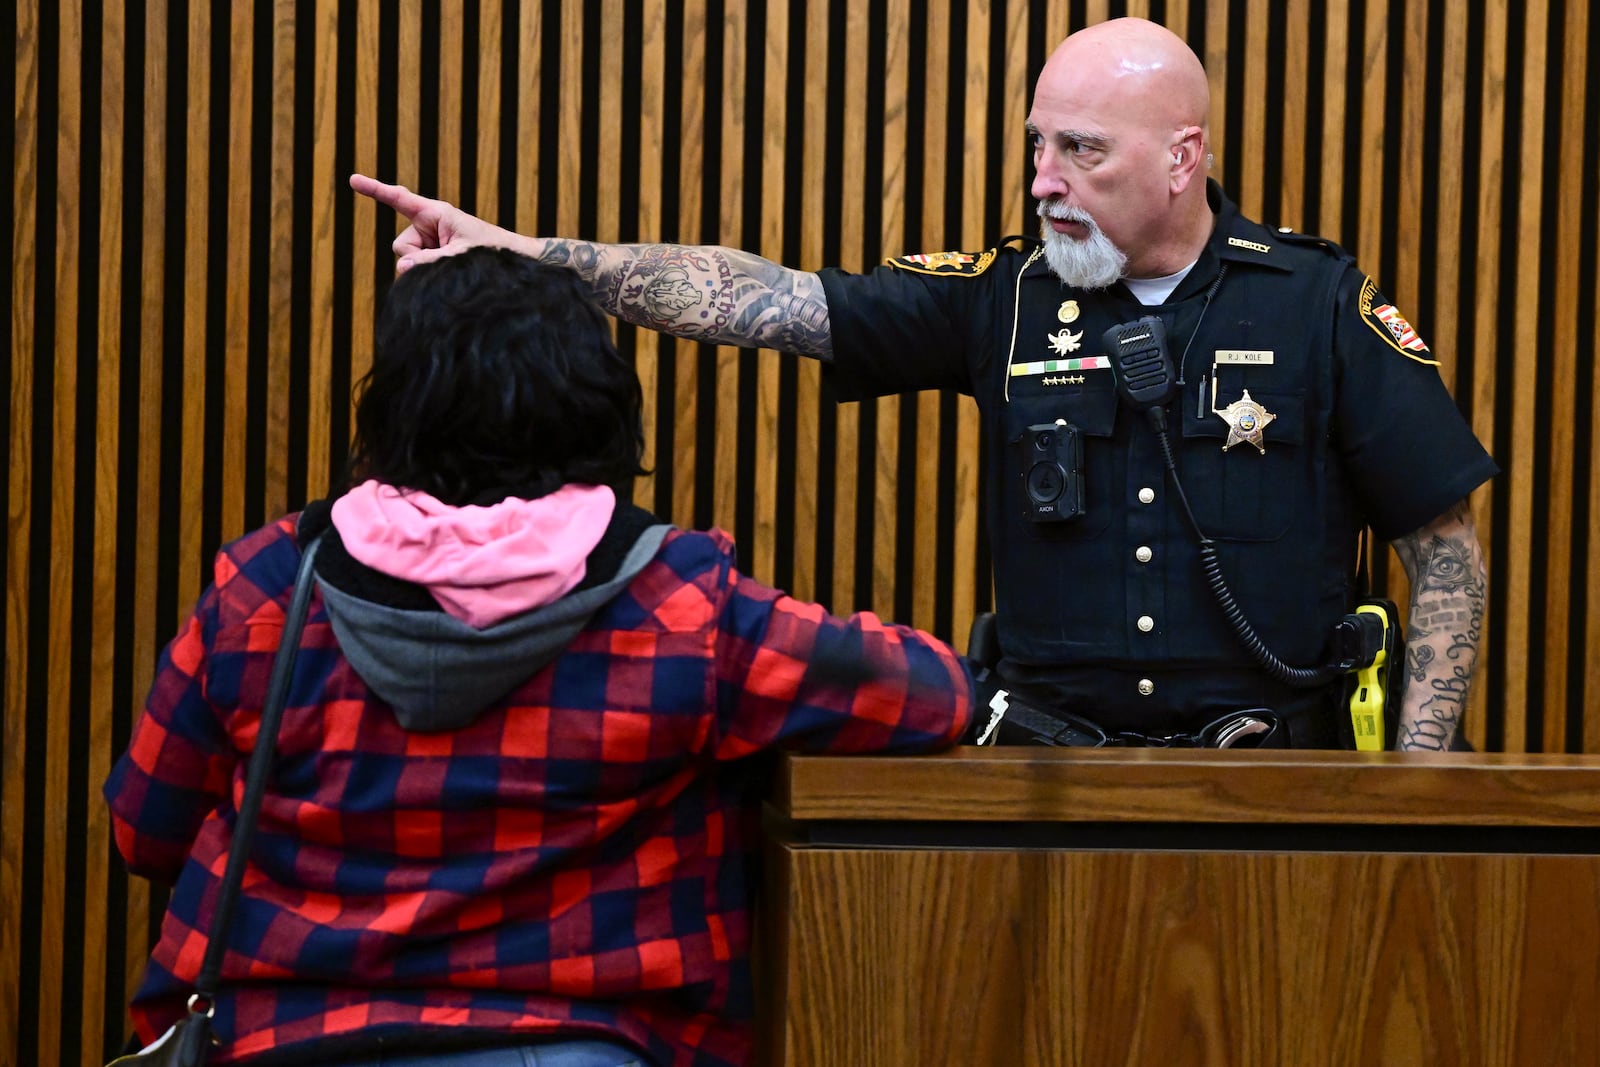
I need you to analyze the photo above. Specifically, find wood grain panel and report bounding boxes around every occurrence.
[396,0,421,191]
[1433,1,1466,394]
[1278,0,1308,229]
[754,0,787,588]
[779,848,1030,1066]
[41,5,84,1062]
[513,0,539,234]
[349,0,379,419]
[474,0,502,220]
[775,846,1600,1067]
[1468,0,1508,751]
[83,3,127,1057]
[713,0,745,542]
[670,0,704,532]
[951,0,991,645]
[305,0,337,504]
[4,0,36,1059]
[791,0,828,605]
[556,0,582,241]
[1161,1,1188,47]
[178,0,208,620]
[1202,1,1227,182]
[596,0,621,241]
[268,0,297,519]
[831,0,867,612]
[1591,158,1600,760]
[1508,0,1547,753]
[1354,3,1386,287]
[1237,0,1267,219]
[1397,0,1427,320]
[874,0,907,620]
[221,0,252,542]
[632,0,665,512]
[1316,2,1347,238]
[911,0,951,637]
[125,0,169,1033]
[435,0,463,205]
[1546,0,1586,754]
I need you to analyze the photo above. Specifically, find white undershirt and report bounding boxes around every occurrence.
[1123,259,1199,306]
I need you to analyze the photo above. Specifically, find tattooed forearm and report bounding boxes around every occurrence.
[1404,642,1434,684]
[530,238,833,357]
[1389,499,1487,751]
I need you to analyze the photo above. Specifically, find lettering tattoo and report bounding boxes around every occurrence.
[1390,500,1486,751]
[531,239,833,357]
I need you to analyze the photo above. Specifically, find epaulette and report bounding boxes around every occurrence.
[885,235,1033,277]
[1269,226,1350,260]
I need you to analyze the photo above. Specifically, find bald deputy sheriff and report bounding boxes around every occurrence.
[351,16,1495,753]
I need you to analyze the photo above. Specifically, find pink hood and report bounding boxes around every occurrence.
[330,480,616,628]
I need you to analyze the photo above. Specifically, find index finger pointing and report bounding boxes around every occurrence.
[349,173,431,220]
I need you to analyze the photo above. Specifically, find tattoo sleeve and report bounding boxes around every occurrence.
[1388,499,1487,751]
[529,238,834,358]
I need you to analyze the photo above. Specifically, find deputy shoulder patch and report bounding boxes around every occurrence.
[1358,276,1439,365]
[886,248,998,277]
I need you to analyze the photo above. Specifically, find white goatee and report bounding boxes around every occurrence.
[1037,202,1128,289]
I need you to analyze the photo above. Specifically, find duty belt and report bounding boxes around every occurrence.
[974,688,1287,749]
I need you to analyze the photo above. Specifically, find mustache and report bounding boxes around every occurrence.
[1036,201,1100,235]
[1037,200,1094,225]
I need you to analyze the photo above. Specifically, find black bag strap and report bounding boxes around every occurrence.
[191,533,325,1009]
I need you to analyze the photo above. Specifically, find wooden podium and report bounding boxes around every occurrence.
[759,749,1600,1066]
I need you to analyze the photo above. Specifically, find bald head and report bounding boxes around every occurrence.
[1027,18,1215,279]
[1042,18,1210,135]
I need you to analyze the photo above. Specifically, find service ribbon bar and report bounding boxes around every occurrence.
[1011,355,1111,376]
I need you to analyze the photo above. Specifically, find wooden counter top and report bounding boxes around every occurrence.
[774,747,1600,826]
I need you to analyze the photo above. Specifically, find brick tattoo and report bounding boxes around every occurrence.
[532,239,833,357]
[1390,500,1486,751]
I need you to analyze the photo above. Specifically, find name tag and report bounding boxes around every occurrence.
[1214,349,1275,365]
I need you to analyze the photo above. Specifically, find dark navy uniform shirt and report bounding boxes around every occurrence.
[817,182,1497,737]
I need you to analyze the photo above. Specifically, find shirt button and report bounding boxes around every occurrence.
[1138,679,1156,696]
[1138,487,1156,504]
[1137,615,1155,632]
[1135,546,1153,563]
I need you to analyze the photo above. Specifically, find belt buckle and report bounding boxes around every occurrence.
[1200,710,1277,749]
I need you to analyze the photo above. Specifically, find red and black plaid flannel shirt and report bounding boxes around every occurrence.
[105,515,972,1065]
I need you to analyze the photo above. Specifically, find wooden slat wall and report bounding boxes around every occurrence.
[3,1,1597,1062]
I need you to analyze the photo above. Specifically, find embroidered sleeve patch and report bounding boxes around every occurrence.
[1358,276,1439,365]
[886,248,998,277]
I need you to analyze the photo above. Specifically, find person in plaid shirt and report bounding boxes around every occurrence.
[105,248,974,1066]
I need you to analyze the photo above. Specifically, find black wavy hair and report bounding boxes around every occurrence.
[348,247,648,505]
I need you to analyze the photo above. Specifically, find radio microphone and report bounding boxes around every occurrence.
[1103,315,1176,429]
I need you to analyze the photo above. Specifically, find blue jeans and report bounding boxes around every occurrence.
[331,1038,647,1067]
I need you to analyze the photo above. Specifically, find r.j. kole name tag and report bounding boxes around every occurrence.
[1214,349,1275,365]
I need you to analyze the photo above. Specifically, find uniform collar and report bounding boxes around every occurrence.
[1206,180,1295,274]
[1020,180,1294,297]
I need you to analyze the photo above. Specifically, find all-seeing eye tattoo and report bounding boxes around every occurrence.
[1415,535,1474,595]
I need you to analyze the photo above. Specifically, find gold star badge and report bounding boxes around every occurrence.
[1057,300,1080,324]
[1216,389,1275,453]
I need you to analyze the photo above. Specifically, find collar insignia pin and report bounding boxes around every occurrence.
[1216,388,1276,453]
[1047,328,1084,356]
